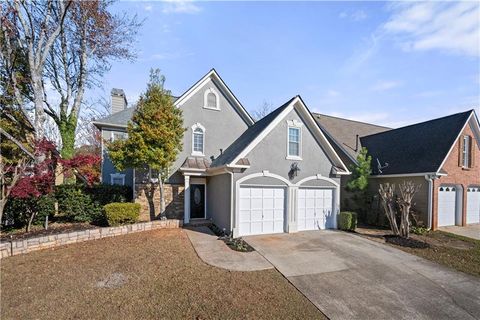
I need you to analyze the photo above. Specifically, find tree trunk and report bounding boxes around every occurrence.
[58,116,77,159]
[158,172,166,219]
[26,210,36,233]
[0,200,6,226]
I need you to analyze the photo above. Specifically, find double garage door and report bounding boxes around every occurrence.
[238,187,334,236]
[438,186,480,226]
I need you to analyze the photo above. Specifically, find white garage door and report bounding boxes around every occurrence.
[297,188,333,231]
[438,186,457,227]
[467,187,480,224]
[238,187,285,236]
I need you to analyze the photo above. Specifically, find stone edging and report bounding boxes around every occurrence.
[0,219,182,259]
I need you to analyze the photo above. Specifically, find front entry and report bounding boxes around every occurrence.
[190,184,205,219]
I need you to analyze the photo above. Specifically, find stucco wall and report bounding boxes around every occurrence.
[207,173,232,231]
[432,120,480,228]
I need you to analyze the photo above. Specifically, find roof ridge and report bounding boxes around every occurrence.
[361,109,473,139]
[313,112,392,129]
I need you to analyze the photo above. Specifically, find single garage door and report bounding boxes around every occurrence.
[467,187,480,224]
[297,188,333,231]
[238,187,285,236]
[438,186,457,227]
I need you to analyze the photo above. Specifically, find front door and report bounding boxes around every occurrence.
[190,184,205,219]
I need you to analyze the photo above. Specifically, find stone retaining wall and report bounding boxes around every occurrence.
[0,219,182,259]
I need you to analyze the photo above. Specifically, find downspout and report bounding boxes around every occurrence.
[425,174,440,230]
[229,171,234,237]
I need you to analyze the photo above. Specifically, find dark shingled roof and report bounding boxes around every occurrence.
[210,96,297,167]
[180,157,211,170]
[360,110,473,175]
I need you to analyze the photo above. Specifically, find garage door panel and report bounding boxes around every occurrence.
[467,187,480,224]
[297,188,334,231]
[238,187,285,236]
[438,187,456,227]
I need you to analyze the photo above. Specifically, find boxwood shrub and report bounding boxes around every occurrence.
[338,211,358,231]
[104,203,140,226]
[84,185,132,206]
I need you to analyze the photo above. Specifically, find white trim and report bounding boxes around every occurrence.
[286,124,302,160]
[174,69,254,126]
[191,123,205,156]
[203,87,220,110]
[436,112,477,172]
[295,174,340,188]
[184,175,190,224]
[229,97,349,173]
[236,171,293,186]
[110,173,125,185]
[371,172,447,178]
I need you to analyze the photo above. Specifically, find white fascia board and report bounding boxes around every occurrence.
[436,112,475,173]
[174,69,254,126]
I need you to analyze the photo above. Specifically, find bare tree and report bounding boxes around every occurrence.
[1,0,72,139]
[379,183,400,236]
[251,100,273,121]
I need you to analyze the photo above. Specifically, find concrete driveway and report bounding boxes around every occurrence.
[245,231,480,320]
[439,224,480,240]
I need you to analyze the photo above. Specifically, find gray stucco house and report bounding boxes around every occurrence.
[94,69,350,237]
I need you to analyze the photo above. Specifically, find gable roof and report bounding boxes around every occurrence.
[313,113,391,164]
[211,96,349,174]
[174,68,255,126]
[360,110,477,176]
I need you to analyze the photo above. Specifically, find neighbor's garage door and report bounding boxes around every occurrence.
[438,186,457,227]
[238,187,285,236]
[467,187,480,224]
[297,188,333,231]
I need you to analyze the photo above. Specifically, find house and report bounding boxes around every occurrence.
[360,110,480,230]
[313,114,391,207]
[93,69,350,237]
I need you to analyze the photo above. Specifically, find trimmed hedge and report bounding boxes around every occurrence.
[104,203,140,226]
[338,211,357,231]
[83,185,132,206]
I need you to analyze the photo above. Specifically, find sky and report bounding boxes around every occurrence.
[96,0,480,128]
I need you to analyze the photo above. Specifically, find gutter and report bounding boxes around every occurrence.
[92,121,127,129]
[424,174,441,230]
[371,172,447,178]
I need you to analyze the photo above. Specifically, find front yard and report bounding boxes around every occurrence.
[1,229,324,320]
[356,226,480,277]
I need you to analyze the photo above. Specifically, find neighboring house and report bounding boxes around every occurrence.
[360,110,480,230]
[313,114,391,207]
[94,69,350,237]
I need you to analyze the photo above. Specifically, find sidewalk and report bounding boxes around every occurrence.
[185,226,272,272]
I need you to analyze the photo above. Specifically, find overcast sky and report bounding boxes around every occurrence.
[96,1,480,128]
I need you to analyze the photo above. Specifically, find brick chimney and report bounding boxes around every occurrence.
[111,88,127,114]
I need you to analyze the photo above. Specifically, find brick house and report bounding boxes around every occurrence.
[360,110,480,230]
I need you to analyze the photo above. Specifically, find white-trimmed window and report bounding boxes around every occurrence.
[203,88,220,110]
[286,120,303,160]
[110,173,125,185]
[191,123,205,156]
[463,135,471,168]
[111,131,127,142]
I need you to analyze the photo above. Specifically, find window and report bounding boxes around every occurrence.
[463,135,471,168]
[111,131,127,141]
[203,88,220,110]
[191,123,205,156]
[110,173,125,185]
[288,127,301,158]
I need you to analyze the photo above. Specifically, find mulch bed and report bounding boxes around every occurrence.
[1,223,98,242]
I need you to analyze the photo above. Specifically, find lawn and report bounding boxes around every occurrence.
[356,226,480,277]
[1,229,324,320]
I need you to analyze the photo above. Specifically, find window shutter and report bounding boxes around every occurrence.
[470,137,475,168]
[458,137,464,167]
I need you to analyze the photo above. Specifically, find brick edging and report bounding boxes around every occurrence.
[0,219,182,259]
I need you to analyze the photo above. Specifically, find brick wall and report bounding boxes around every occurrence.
[432,122,480,229]
[0,220,182,259]
[134,183,184,221]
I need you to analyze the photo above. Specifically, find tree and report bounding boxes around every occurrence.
[43,1,140,159]
[379,181,421,238]
[107,69,184,217]
[251,100,273,121]
[1,0,71,139]
[346,147,372,218]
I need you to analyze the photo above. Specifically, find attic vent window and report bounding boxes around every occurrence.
[203,88,220,110]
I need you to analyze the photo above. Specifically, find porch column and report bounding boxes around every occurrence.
[184,175,190,224]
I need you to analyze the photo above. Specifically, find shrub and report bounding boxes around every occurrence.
[338,211,357,231]
[3,195,55,228]
[55,185,99,223]
[411,226,429,236]
[84,185,132,206]
[104,203,140,226]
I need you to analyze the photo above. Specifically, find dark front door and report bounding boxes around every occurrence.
[190,184,205,219]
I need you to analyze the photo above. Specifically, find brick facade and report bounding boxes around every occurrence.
[432,122,480,229]
[135,183,185,221]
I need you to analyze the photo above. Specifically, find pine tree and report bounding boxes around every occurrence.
[107,69,184,217]
[346,147,372,218]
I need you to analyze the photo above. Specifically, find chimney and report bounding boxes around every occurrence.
[111,88,127,114]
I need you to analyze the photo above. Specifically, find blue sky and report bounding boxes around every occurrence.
[98,1,480,128]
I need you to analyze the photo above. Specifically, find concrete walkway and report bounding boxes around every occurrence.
[245,230,480,320]
[439,224,480,240]
[185,226,272,272]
